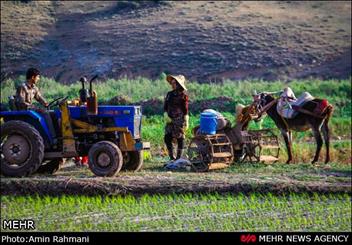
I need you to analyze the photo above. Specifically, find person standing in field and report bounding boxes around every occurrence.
[163,74,189,162]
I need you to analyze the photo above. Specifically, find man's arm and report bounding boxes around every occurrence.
[34,88,48,107]
[164,92,169,112]
[182,93,189,115]
[163,92,172,123]
[182,94,189,129]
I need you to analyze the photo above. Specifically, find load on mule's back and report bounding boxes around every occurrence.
[253,87,333,164]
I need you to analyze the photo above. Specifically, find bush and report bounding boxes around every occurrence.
[0,76,350,118]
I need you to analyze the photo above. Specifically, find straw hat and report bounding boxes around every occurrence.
[166,74,187,91]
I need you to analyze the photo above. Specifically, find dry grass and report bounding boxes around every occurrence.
[1,1,55,54]
[1,1,350,82]
[1,160,350,196]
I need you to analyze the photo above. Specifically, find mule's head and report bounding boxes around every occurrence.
[252,91,278,120]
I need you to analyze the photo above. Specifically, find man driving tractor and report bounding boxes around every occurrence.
[12,68,57,146]
[11,68,89,167]
[15,68,49,110]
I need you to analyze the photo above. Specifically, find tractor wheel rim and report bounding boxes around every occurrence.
[97,152,111,167]
[2,134,30,165]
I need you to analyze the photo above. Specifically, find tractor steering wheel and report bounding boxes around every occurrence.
[46,96,69,110]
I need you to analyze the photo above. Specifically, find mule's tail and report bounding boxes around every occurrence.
[322,103,334,124]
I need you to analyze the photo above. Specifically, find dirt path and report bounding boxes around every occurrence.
[1,163,350,196]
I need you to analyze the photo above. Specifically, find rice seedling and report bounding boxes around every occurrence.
[1,193,350,232]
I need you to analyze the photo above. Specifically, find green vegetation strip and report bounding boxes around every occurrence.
[1,76,351,159]
[1,193,350,231]
[1,76,350,117]
[143,115,351,155]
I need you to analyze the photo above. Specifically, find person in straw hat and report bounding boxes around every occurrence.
[163,74,189,162]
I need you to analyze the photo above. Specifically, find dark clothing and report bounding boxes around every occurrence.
[164,90,189,118]
[164,90,189,160]
[15,82,47,110]
[164,134,185,160]
[165,115,186,139]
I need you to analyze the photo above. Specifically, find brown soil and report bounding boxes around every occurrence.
[1,164,350,196]
[1,1,351,83]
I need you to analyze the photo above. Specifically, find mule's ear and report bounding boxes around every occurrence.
[253,94,261,102]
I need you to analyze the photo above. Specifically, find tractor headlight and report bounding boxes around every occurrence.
[134,116,141,138]
[135,107,141,115]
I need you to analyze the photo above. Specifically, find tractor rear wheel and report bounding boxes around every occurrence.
[36,158,65,174]
[1,120,44,177]
[88,141,123,177]
[122,151,144,171]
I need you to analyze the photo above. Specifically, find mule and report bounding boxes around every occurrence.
[253,93,333,164]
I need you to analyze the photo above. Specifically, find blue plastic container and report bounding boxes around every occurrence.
[200,112,217,135]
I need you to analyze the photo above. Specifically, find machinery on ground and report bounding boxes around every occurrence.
[188,124,280,172]
[0,75,149,177]
[239,129,280,164]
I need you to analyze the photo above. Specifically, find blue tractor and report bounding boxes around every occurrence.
[0,76,149,177]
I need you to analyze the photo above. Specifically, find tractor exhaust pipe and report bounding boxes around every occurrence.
[87,75,98,116]
[79,77,89,103]
[89,75,98,95]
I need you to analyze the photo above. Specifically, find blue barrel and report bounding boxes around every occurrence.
[200,112,218,135]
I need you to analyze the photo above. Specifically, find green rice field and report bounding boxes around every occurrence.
[1,193,351,232]
[1,76,351,232]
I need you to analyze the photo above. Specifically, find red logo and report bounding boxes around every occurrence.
[241,234,257,243]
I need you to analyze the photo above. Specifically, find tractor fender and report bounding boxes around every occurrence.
[0,110,54,145]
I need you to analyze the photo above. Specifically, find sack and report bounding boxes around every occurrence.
[277,92,314,119]
[164,158,192,171]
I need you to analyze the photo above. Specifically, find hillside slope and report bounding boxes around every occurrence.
[1,1,351,83]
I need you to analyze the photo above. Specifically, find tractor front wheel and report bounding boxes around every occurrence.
[1,120,44,177]
[122,151,144,171]
[88,141,123,177]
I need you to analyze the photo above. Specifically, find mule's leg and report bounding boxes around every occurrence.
[288,131,293,143]
[281,129,293,164]
[321,120,330,164]
[311,127,323,164]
